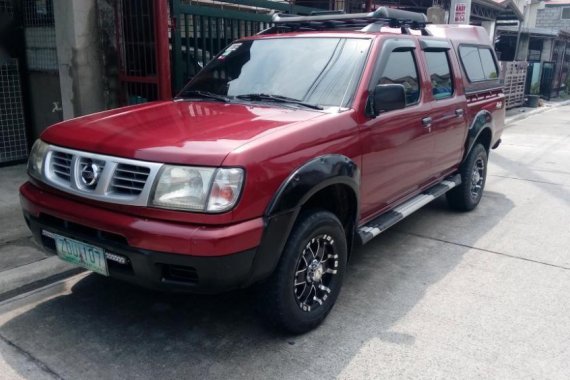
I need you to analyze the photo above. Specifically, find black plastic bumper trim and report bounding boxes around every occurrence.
[23,211,259,294]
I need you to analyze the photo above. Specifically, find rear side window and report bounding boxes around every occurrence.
[425,51,453,99]
[479,49,498,79]
[378,50,420,105]
[459,46,498,82]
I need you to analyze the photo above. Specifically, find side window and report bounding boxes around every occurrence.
[459,46,499,82]
[459,46,485,81]
[479,49,498,79]
[425,51,453,99]
[378,50,420,105]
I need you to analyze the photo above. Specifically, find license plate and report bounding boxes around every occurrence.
[48,232,109,276]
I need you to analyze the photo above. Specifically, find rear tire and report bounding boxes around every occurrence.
[447,143,488,211]
[258,210,347,334]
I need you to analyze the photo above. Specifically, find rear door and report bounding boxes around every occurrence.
[420,40,468,178]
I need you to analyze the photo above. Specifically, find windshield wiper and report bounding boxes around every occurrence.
[178,90,230,102]
[236,93,323,110]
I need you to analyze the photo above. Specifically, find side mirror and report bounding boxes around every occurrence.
[370,84,406,116]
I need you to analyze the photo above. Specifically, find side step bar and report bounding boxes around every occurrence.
[357,174,461,244]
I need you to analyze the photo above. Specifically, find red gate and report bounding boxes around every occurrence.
[115,0,171,104]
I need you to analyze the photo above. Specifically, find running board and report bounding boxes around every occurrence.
[357,174,461,244]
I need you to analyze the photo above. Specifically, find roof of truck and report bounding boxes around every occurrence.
[247,24,491,47]
[251,9,492,46]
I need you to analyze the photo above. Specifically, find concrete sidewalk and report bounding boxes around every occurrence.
[505,97,570,125]
[0,165,77,301]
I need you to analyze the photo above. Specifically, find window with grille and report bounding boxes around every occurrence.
[23,0,58,72]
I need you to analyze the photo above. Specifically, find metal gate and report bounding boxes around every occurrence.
[116,0,171,105]
[117,0,322,102]
[169,0,320,92]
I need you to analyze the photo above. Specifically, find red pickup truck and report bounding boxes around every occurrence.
[20,9,504,333]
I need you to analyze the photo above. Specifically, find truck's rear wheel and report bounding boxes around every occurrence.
[259,210,347,334]
[447,143,488,211]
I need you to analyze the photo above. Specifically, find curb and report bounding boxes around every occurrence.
[505,99,570,126]
[0,256,84,302]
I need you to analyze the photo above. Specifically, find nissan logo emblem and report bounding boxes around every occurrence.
[80,161,101,187]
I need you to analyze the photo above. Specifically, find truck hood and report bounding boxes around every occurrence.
[41,101,323,166]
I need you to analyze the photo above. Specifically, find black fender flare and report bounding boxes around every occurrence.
[266,154,360,216]
[245,154,360,286]
[462,109,493,163]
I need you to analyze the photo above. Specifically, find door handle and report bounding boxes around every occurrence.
[455,108,464,117]
[421,117,433,127]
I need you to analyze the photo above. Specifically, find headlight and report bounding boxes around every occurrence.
[27,139,49,179]
[151,166,244,213]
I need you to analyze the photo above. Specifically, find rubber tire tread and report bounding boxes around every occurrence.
[447,143,488,211]
[258,210,347,334]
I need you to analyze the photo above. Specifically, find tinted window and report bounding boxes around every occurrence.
[378,50,420,105]
[459,46,499,82]
[425,51,453,99]
[479,49,498,79]
[181,37,371,108]
[562,7,570,19]
[459,46,485,81]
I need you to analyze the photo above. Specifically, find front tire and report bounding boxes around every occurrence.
[447,143,488,211]
[259,210,347,334]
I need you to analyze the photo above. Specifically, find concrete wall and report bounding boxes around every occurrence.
[523,1,542,28]
[541,39,554,61]
[96,0,120,110]
[516,35,530,61]
[26,73,64,138]
[536,5,570,32]
[53,0,106,120]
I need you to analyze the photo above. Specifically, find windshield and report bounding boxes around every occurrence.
[179,37,372,109]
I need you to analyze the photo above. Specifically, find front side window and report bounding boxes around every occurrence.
[425,51,453,99]
[179,37,372,109]
[378,50,420,105]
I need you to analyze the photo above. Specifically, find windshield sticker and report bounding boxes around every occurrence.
[218,43,242,60]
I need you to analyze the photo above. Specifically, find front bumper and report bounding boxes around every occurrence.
[20,182,264,293]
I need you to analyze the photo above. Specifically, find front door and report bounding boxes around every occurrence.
[360,38,435,221]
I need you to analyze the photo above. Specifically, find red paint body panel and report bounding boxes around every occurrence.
[41,101,324,166]
[20,182,263,256]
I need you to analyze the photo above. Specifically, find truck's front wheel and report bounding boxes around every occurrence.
[260,210,347,334]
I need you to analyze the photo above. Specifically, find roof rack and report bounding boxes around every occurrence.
[261,7,430,36]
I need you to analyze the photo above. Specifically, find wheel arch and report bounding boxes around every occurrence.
[463,110,494,163]
[246,154,360,286]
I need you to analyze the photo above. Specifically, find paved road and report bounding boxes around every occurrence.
[1,106,569,379]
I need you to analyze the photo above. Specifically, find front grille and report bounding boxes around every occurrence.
[42,145,162,206]
[110,164,151,195]
[38,213,128,246]
[51,151,73,182]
